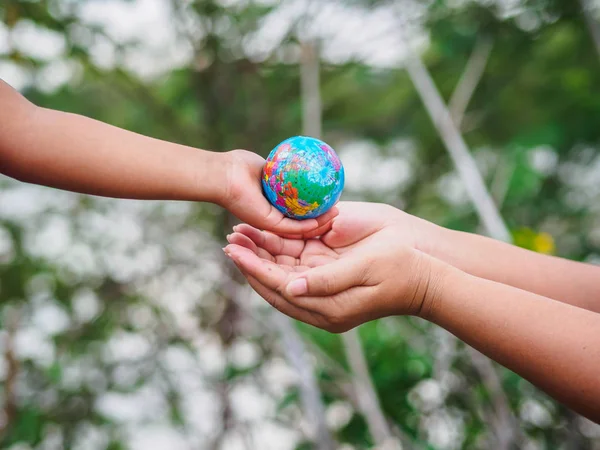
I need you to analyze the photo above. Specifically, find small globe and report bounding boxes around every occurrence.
[262,136,345,220]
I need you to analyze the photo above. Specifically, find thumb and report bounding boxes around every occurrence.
[286,257,369,297]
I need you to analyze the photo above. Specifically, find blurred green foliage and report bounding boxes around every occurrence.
[1,0,600,449]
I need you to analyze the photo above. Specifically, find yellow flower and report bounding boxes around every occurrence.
[533,232,555,254]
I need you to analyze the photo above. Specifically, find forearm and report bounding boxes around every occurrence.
[432,228,600,313]
[426,266,600,423]
[0,81,226,202]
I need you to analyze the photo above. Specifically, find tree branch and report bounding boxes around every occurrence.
[579,0,600,59]
[341,331,401,449]
[0,307,19,442]
[403,51,511,242]
[272,312,336,450]
[299,35,400,449]
[300,41,322,139]
[398,21,521,448]
[448,36,493,129]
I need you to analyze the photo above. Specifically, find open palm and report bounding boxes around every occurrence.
[224,202,435,332]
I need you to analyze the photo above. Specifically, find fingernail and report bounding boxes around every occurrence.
[232,225,240,232]
[287,278,307,296]
[226,234,232,241]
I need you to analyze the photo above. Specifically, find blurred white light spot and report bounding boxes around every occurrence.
[196,335,226,376]
[181,389,222,435]
[0,23,9,55]
[14,327,55,367]
[96,386,166,423]
[326,401,353,430]
[422,408,465,450]
[128,304,156,330]
[129,426,188,450]
[251,420,300,450]
[37,59,75,93]
[103,331,152,363]
[32,301,71,336]
[261,356,297,397]
[79,0,193,80]
[12,20,66,61]
[230,339,261,369]
[0,226,15,264]
[72,289,101,323]
[112,365,141,390]
[72,423,110,450]
[579,416,600,438]
[25,214,72,261]
[520,399,552,427]
[437,173,468,207]
[88,36,117,71]
[0,62,32,92]
[339,140,413,194]
[162,345,196,372]
[39,423,64,450]
[410,378,445,412]
[0,185,79,221]
[231,381,273,421]
[529,146,558,176]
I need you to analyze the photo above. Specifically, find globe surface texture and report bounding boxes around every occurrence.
[261,136,345,219]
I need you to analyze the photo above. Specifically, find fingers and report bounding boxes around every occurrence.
[293,218,335,240]
[225,245,372,333]
[321,211,381,249]
[224,244,291,293]
[243,274,326,327]
[226,241,369,299]
[223,245,326,327]
[249,271,372,333]
[285,257,371,298]
[261,205,339,235]
[232,224,305,258]
[226,231,259,253]
[226,232,274,262]
[314,206,339,230]
[273,206,340,240]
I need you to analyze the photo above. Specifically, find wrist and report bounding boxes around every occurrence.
[414,254,462,322]
[418,223,457,260]
[189,149,229,204]
[400,212,448,257]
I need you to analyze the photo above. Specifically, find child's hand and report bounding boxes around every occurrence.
[0,82,336,237]
[223,202,449,332]
[220,150,338,236]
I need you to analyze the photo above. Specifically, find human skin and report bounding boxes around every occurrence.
[269,202,600,313]
[0,79,336,234]
[224,202,600,423]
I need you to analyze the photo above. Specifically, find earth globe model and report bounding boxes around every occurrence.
[262,136,345,220]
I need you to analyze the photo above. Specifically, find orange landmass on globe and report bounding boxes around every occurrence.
[284,197,319,216]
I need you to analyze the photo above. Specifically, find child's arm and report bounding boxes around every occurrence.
[0,80,222,201]
[430,267,600,423]
[430,228,600,313]
[224,216,600,423]
[0,80,335,233]
[294,201,600,313]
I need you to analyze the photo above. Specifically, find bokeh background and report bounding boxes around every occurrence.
[2,0,600,449]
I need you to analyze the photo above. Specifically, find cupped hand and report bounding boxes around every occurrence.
[223,202,448,332]
[220,150,338,236]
